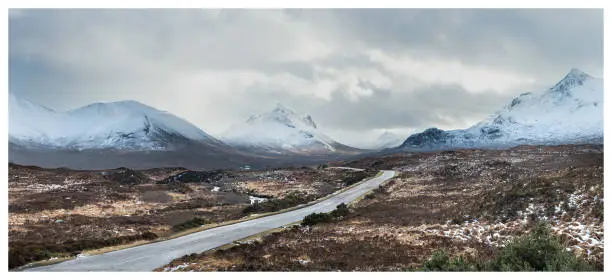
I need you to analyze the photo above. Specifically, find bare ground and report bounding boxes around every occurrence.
[158,144,603,271]
[8,164,371,269]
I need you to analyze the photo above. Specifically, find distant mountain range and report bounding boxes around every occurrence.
[8,95,258,169]
[8,68,603,169]
[398,68,603,150]
[8,97,363,169]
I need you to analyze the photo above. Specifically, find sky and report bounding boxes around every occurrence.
[8,9,603,148]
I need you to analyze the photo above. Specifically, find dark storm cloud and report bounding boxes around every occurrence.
[302,9,603,79]
[8,9,603,146]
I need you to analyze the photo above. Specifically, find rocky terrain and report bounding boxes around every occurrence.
[158,144,603,271]
[8,164,373,269]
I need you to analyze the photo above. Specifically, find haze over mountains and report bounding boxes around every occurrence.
[373,131,406,149]
[7,68,603,169]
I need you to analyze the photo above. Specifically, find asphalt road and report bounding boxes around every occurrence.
[25,169,396,272]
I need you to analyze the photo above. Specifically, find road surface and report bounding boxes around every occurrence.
[25,170,396,272]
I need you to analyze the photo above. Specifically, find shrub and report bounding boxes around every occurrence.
[341,169,377,186]
[140,190,172,203]
[141,231,159,240]
[331,203,350,217]
[421,222,596,271]
[422,250,477,271]
[242,191,315,215]
[172,217,208,232]
[301,203,350,226]
[485,222,594,271]
[301,212,333,226]
[104,168,151,185]
[167,181,193,194]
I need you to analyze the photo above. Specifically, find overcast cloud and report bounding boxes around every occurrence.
[8,9,603,147]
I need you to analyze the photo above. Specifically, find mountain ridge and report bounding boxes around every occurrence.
[9,94,224,151]
[398,68,603,149]
[398,68,603,150]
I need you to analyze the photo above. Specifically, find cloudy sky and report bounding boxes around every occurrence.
[9,9,603,148]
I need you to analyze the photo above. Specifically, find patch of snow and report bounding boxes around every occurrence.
[165,263,191,272]
[554,202,564,214]
[568,192,586,208]
[28,183,68,192]
[250,195,268,204]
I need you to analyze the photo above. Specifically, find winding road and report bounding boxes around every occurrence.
[26,169,396,272]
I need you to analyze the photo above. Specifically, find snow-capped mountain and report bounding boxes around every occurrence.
[221,103,360,154]
[375,131,406,149]
[9,94,223,150]
[399,68,603,149]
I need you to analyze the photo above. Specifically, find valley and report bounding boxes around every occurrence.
[158,144,603,271]
[7,69,605,272]
[8,8,604,274]
[8,164,376,269]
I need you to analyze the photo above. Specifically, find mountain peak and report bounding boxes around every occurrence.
[78,100,156,112]
[273,102,295,115]
[567,68,589,77]
[245,103,299,126]
[550,68,592,94]
[10,96,215,150]
[222,104,346,153]
[379,130,396,138]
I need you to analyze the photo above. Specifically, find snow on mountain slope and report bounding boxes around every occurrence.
[400,68,603,149]
[221,103,355,154]
[375,131,406,149]
[9,94,220,150]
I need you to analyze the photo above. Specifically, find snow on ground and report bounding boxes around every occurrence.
[27,183,69,193]
[163,262,197,272]
[421,200,604,262]
[249,195,268,204]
